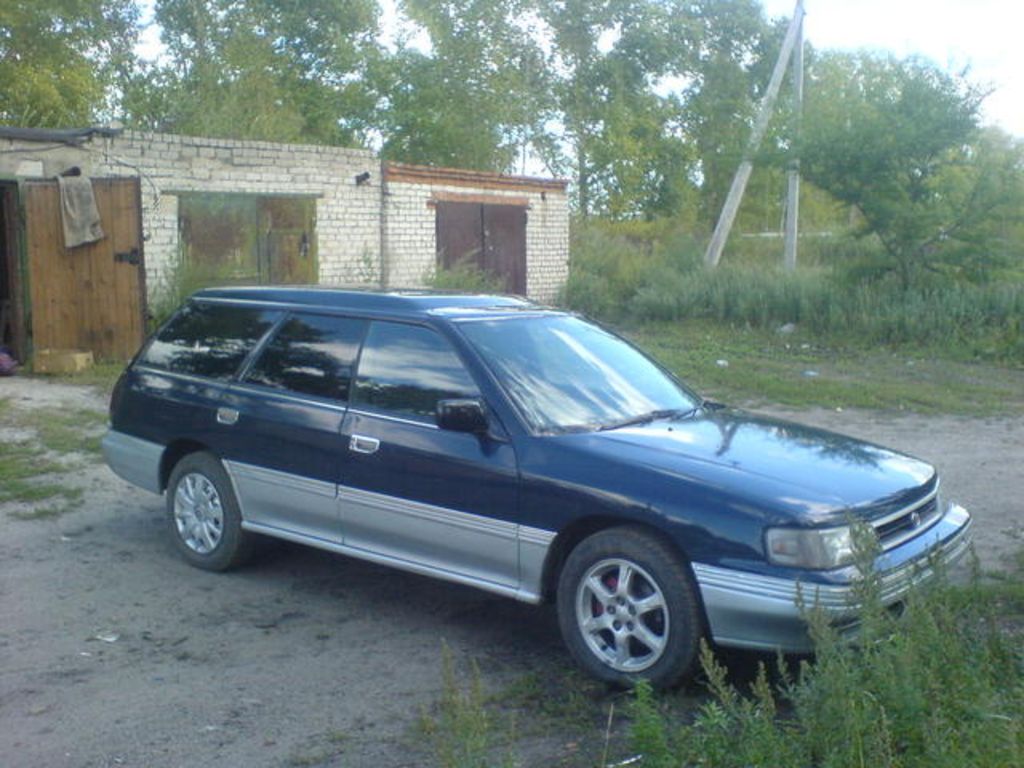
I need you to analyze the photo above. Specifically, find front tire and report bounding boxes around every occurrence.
[556,526,703,688]
[166,451,256,571]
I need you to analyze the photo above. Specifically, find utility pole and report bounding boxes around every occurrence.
[704,0,805,268]
[783,6,804,271]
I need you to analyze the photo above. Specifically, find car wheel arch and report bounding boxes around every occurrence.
[160,439,210,492]
[541,517,698,604]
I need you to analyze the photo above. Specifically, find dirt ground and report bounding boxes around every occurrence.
[1,377,1021,768]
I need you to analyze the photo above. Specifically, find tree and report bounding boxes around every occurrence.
[0,0,138,127]
[536,0,693,218]
[666,0,778,226]
[378,0,549,172]
[799,52,1012,287]
[124,0,379,145]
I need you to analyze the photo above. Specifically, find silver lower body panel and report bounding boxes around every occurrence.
[241,519,548,604]
[694,503,973,653]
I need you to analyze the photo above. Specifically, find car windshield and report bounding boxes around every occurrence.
[458,314,699,433]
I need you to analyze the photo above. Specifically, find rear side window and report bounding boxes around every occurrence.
[140,302,279,379]
[352,322,479,422]
[246,313,367,401]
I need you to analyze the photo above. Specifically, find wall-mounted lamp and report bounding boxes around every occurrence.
[355,171,371,186]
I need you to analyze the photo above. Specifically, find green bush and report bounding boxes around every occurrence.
[562,223,1024,360]
[147,255,253,330]
[428,260,508,294]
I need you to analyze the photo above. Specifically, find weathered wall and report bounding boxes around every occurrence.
[0,131,383,298]
[1,132,570,305]
[383,164,569,303]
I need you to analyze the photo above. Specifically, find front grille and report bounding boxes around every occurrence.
[871,492,941,551]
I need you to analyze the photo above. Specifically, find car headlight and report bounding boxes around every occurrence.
[765,525,857,569]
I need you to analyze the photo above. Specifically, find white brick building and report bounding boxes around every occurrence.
[0,128,568,303]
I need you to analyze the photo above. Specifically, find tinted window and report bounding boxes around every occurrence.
[458,315,698,433]
[352,323,479,421]
[246,313,367,400]
[140,302,279,379]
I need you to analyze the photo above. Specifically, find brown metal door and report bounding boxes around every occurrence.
[24,178,146,361]
[436,201,527,293]
[436,201,484,272]
[483,205,527,294]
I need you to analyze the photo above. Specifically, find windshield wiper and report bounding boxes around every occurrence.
[597,407,697,432]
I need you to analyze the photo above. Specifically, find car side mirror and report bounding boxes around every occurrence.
[436,398,488,434]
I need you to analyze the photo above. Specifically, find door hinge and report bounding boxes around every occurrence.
[115,247,141,265]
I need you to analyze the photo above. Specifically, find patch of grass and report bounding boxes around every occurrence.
[630,321,1024,415]
[0,403,99,519]
[428,260,509,294]
[420,646,516,768]
[498,670,609,734]
[0,480,78,505]
[0,442,66,485]
[46,361,125,395]
[564,222,1024,363]
[627,548,1024,768]
[17,406,107,456]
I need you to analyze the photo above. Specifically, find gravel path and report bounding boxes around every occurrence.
[1,377,1020,767]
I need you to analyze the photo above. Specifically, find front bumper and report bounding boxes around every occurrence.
[692,502,973,653]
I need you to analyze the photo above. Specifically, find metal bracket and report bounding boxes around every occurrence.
[115,247,140,265]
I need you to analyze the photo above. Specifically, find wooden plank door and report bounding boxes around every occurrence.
[261,197,318,285]
[24,178,146,361]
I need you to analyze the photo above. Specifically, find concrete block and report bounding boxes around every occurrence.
[33,349,94,374]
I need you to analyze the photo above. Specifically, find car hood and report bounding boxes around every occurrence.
[554,407,936,523]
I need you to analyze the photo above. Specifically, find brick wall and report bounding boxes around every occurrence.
[0,131,383,299]
[1,131,570,305]
[383,167,569,303]
[89,132,383,297]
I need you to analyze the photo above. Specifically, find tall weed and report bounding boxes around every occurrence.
[563,224,1024,360]
[628,552,1024,768]
[420,646,515,768]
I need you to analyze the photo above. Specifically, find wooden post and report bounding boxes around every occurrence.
[783,7,804,271]
[705,0,805,268]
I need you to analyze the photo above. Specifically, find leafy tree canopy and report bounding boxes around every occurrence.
[799,52,1018,285]
[123,0,380,145]
[377,0,549,172]
[0,0,138,126]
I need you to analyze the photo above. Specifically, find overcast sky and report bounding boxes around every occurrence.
[761,0,1022,136]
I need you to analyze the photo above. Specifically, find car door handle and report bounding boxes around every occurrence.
[349,434,380,455]
[216,407,240,426]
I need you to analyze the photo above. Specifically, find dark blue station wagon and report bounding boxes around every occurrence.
[103,287,972,687]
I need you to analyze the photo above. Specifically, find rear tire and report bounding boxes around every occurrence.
[556,526,703,688]
[166,451,257,571]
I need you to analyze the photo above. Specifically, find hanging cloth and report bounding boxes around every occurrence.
[57,170,104,248]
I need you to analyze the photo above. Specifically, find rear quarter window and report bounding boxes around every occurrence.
[245,313,367,400]
[140,302,279,379]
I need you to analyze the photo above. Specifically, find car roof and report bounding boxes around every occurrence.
[190,286,544,318]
